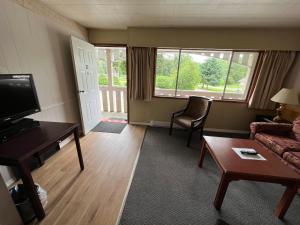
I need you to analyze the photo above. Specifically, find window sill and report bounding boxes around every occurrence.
[153,95,248,104]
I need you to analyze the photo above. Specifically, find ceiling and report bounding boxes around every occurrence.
[40,0,300,29]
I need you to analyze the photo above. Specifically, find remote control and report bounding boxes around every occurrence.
[241,150,257,155]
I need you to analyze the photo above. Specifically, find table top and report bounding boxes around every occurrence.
[203,136,300,183]
[0,121,78,164]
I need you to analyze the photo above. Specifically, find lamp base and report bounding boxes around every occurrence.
[273,104,286,122]
[273,115,283,122]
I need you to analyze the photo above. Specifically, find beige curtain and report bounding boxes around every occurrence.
[128,47,157,101]
[248,51,296,110]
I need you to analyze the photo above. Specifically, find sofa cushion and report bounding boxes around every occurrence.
[292,117,300,141]
[255,133,300,156]
[283,151,300,170]
[250,122,293,136]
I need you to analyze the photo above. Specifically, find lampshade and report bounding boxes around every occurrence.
[271,88,299,105]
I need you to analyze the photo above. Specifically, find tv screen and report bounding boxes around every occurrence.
[0,74,40,124]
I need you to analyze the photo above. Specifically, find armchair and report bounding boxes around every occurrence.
[169,96,212,147]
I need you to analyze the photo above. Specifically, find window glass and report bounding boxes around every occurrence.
[176,50,231,99]
[223,52,259,100]
[154,48,259,101]
[155,49,180,97]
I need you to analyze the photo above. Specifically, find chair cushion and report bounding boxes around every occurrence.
[174,116,194,128]
[255,133,300,156]
[292,117,300,141]
[283,151,300,170]
[185,97,210,119]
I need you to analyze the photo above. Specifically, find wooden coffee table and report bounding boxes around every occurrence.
[198,136,300,219]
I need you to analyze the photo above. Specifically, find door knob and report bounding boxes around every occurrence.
[78,90,85,93]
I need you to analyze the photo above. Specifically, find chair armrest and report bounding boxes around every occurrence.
[172,109,185,118]
[250,122,293,138]
[191,115,206,127]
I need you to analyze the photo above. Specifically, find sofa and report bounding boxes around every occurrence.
[250,117,300,173]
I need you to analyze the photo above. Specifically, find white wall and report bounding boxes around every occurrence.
[0,175,22,225]
[0,0,88,184]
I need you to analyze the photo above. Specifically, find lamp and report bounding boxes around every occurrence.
[271,88,299,122]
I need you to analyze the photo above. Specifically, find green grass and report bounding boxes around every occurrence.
[203,84,242,92]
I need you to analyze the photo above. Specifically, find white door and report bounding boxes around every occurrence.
[70,36,100,135]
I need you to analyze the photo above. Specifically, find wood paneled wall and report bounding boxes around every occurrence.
[0,0,87,184]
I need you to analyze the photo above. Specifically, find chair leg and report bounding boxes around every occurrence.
[187,129,194,147]
[199,127,204,140]
[169,118,174,135]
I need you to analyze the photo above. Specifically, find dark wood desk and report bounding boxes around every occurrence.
[198,136,300,219]
[0,121,84,220]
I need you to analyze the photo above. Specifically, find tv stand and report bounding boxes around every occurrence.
[0,118,40,143]
[0,121,84,221]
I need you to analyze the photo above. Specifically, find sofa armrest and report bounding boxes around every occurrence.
[250,122,293,138]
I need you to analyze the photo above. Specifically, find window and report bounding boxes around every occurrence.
[154,49,259,101]
[95,47,127,87]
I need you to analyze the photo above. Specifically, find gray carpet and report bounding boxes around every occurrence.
[92,121,126,133]
[120,127,300,225]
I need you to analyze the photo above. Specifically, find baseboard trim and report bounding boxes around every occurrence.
[129,121,151,126]
[5,177,17,188]
[59,136,74,148]
[130,120,249,134]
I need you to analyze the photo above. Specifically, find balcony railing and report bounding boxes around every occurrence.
[99,86,127,113]
[99,87,246,114]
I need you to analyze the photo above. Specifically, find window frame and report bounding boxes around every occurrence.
[153,48,261,103]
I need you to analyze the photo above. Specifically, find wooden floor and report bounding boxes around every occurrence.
[30,124,146,225]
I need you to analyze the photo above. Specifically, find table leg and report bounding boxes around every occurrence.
[35,153,45,167]
[74,127,84,170]
[274,184,298,219]
[214,172,230,210]
[198,140,206,168]
[18,162,45,220]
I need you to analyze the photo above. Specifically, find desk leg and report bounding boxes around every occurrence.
[74,127,84,170]
[274,184,298,219]
[214,172,230,210]
[18,162,45,220]
[198,140,206,168]
[35,153,45,167]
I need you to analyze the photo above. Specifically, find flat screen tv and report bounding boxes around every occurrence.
[0,74,41,126]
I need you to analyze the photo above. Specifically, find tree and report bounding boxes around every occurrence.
[156,53,178,76]
[227,63,247,85]
[155,76,175,89]
[118,60,126,76]
[176,55,201,90]
[201,58,223,87]
[98,59,107,75]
